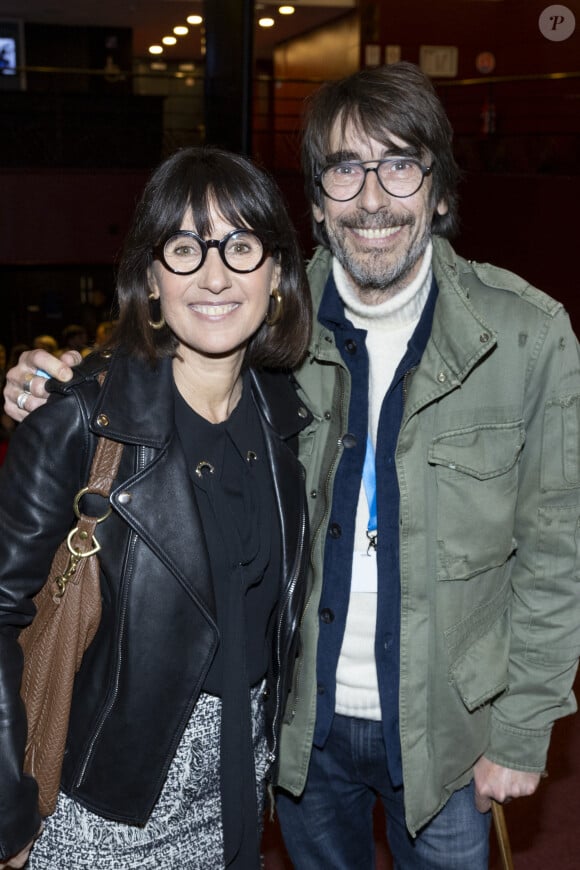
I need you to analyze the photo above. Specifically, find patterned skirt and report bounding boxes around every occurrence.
[28,686,270,869]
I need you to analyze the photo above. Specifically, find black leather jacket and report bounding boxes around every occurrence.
[0,351,310,861]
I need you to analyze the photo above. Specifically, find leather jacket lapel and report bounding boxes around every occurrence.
[111,434,216,619]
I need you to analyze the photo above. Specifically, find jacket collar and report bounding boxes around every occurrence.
[89,353,176,447]
[87,352,311,446]
[249,368,313,439]
[305,247,338,362]
[430,236,497,382]
[306,239,497,384]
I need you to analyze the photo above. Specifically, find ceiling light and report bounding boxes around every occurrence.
[173,26,189,36]
[279,5,295,13]
[187,15,203,25]
[258,17,275,27]
[162,36,177,45]
[149,45,163,55]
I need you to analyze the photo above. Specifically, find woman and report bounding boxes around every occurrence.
[0,147,312,870]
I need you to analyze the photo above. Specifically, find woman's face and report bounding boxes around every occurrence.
[149,207,279,366]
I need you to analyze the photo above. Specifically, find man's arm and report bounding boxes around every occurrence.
[3,349,80,422]
[481,307,580,806]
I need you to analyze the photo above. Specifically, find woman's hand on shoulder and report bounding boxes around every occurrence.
[3,349,81,422]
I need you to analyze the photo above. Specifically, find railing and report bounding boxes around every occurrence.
[253,70,580,176]
[3,66,579,176]
[0,65,205,167]
[436,71,580,176]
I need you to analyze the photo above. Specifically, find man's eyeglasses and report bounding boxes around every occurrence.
[315,157,434,202]
[153,229,269,275]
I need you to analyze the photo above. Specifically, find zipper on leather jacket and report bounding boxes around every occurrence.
[75,445,146,788]
[268,491,308,764]
[75,529,138,787]
[287,363,348,723]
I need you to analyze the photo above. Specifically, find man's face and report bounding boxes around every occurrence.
[312,119,448,303]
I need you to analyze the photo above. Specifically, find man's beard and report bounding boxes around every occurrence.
[327,215,431,298]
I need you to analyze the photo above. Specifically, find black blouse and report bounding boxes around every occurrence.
[173,371,280,868]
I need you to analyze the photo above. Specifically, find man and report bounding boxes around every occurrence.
[5,63,580,869]
[278,62,580,868]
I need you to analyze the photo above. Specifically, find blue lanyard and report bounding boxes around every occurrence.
[362,434,377,551]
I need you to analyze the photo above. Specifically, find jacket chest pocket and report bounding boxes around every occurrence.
[428,421,525,580]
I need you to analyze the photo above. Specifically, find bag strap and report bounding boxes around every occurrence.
[51,374,123,599]
[76,368,123,510]
[82,436,124,500]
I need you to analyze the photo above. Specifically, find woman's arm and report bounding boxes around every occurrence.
[0,388,89,860]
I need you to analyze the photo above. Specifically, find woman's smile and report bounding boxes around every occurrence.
[189,301,241,319]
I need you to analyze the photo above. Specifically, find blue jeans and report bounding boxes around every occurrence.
[276,714,491,869]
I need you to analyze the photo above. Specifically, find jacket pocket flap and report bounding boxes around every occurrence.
[449,607,510,711]
[429,421,524,480]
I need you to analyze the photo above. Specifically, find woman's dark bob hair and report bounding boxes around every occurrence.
[302,62,461,247]
[111,146,311,369]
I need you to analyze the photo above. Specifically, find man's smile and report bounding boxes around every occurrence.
[351,226,403,241]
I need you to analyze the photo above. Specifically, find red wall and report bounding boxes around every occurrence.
[360,0,580,78]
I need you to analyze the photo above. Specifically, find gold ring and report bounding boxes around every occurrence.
[22,372,34,393]
[73,486,112,522]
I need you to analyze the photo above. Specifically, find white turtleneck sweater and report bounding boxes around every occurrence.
[333,244,433,721]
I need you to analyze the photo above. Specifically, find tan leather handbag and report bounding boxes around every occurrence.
[18,432,123,817]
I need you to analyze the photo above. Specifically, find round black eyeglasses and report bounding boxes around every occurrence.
[315,157,434,202]
[153,229,269,275]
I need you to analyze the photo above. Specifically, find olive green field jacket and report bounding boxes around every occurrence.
[276,236,580,834]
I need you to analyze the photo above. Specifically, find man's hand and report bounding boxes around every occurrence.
[473,755,542,813]
[3,349,81,422]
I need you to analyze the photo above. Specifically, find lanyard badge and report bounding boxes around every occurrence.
[363,434,377,554]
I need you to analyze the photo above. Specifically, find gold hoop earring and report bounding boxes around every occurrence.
[265,288,283,326]
[148,293,165,330]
